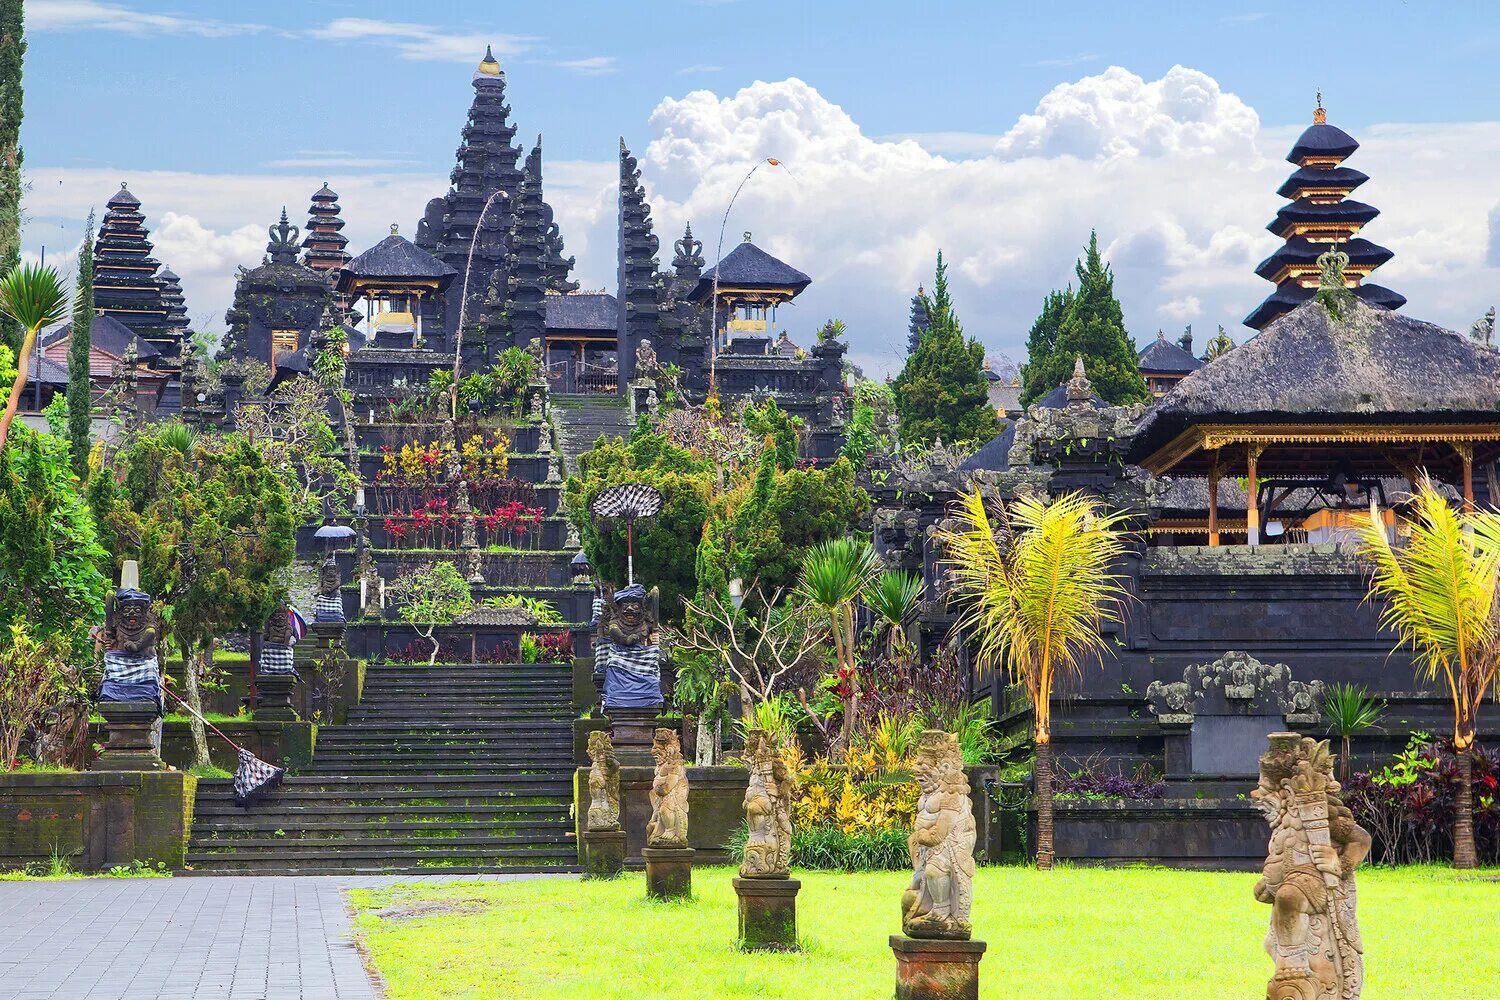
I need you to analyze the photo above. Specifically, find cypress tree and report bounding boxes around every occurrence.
[893,252,1000,447]
[0,1,25,358]
[1024,232,1148,405]
[1018,286,1074,406]
[67,210,94,476]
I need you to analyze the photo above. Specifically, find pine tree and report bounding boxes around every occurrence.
[893,252,1000,447]
[1019,286,1074,406]
[906,285,929,355]
[66,211,94,477]
[1023,232,1148,405]
[0,1,25,358]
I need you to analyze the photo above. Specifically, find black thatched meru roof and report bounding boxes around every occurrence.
[1130,297,1500,473]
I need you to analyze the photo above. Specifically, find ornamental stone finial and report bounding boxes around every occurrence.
[1317,245,1351,294]
[1065,355,1093,404]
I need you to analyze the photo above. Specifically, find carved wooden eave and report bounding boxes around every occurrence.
[1140,421,1500,476]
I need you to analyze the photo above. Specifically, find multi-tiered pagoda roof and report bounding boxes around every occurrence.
[93,184,173,359]
[1245,99,1405,330]
[302,183,350,274]
[156,266,191,340]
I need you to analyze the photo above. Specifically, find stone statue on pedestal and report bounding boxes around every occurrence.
[740,729,794,878]
[586,731,621,831]
[1253,734,1368,1000]
[901,730,976,941]
[313,555,346,624]
[99,582,162,706]
[594,582,662,710]
[646,728,689,848]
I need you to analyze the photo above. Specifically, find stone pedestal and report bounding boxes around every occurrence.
[92,702,164,771]
[733,876,800,951]
[255,675,300,722]
[581,828,625,879]
[608,705,662,766]
[890,936,987,1000]
[642,846,693,900]
[311,621,346,651]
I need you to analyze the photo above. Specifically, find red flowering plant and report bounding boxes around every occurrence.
[480,500,547,550]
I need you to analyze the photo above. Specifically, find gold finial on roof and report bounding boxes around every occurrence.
[1313,91,1326,125]
[477,45,501,76]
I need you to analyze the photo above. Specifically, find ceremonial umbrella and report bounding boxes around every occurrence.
[587,483,663,586]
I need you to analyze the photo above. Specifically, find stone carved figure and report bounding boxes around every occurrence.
[260,600,298,676]
[901,730,976,940]
[586,731,622,831]
[1146,651,1324,724]
[99,586,162,705]
[1253,735,1368,1000]
[635,337,659,379]
[313,554,346,624]
[646,728,689,848]
[740,729,795,878]
[593,582,662,709]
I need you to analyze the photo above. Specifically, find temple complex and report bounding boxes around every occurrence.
[1136,330,1201,397]
[1245,97,1405,330]
[221,209,332,375]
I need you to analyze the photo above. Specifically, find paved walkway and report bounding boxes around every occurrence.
[0,874,555,1000]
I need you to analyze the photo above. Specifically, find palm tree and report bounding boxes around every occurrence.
[0,263,69,453]
[938,487,1131,870]
[1322,683,1385,784]
[865,569,923,657]
[797,536,880,757]
[1358,477,1500,869]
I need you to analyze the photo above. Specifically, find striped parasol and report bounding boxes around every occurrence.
[587,483,663,586]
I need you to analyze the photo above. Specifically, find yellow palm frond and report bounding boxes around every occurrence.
[937,487,1132,742]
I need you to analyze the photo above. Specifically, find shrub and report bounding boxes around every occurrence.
[1054,754,1166,800]
[729,821,910,871]
[1345,733,1499,866]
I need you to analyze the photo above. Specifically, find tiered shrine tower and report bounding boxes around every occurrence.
[1246,96,1406,329]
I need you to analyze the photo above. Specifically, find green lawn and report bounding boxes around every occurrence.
[349,865,1499,1000]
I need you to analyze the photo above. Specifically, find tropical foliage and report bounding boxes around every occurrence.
[0,262,68,453]
[1358,477,1500,868]
[387,561,474,665]
[938,487,1131,869]
[1345,733,1499,866]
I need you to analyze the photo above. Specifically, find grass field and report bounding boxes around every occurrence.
[348,865,1499,1000]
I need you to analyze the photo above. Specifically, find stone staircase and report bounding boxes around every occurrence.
[551,392,634,476]
[184,662,579,875]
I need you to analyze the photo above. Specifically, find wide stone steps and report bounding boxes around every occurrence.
[184,658,581,875]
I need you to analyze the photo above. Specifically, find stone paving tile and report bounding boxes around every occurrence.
[0,874,566,1000]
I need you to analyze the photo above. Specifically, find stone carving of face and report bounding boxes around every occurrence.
[264,603,292,644]
[617,597,644,630]
[319,557,340,593]
[118,596,150,638]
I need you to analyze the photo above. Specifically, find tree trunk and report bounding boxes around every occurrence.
[180,642,212,771]
[421,626,440,665]
[0,324,37,452]
[1453,747,1478,870]
[1340,734,1351,786]
[695,710,718,766]
[1035,739,1055,871]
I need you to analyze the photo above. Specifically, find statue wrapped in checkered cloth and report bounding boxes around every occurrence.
[260,601,298,677]
[99,587,162,708]
[313,554,346,624]
[593,583,662,709]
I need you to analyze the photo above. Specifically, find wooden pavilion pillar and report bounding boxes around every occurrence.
[1246,444,1266,547]
[1207,456,1221,547]
[1456,442,1475,513]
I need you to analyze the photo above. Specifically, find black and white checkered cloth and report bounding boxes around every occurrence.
[259,643,297,676]
[103,650,159,684]
[313,594,345,623]
[590,596,603,627]
[595,639,660,678]
[232,747,284,808]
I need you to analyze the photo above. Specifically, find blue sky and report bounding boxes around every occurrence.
[19,1,1500,373]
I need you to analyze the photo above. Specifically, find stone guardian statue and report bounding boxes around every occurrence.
[586,730,621,831]
[901,730,977,940]
[1253,734,1368,1000]
[740,729,794,878]
[594,582,662,709]
[646,728,689,848]
[313,554,346,624]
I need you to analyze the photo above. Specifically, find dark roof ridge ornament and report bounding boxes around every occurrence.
[266,207,301,265]
[1317,243,1350,293]
[1314,91,1326,125]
